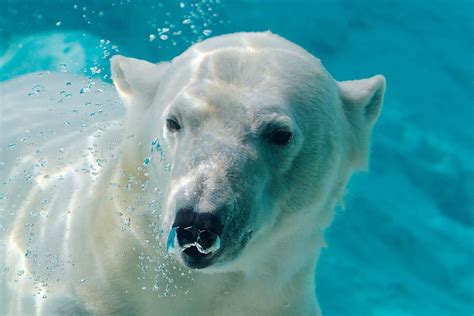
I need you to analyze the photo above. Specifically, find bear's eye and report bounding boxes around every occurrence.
[166,118,181,132]
[268,129,292,146]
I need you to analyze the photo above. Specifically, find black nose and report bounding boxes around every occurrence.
[172,208,222,257]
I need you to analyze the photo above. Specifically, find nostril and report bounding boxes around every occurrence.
[194,212,222,236]
[173,208,196,229]
[172,208,222,236]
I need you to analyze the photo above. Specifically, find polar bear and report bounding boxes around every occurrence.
[2,32,385,315]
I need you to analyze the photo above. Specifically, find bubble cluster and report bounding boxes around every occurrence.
[146,0,224,49]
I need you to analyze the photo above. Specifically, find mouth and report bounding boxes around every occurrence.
[166,207,255,269]
[181,244,219,269]
[167,226,222,269]
[167,227,255,270]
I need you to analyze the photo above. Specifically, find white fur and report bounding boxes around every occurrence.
[1,32,385,315]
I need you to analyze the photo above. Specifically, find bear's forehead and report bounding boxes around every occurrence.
[173,80,288,119]
[193,48,320,89]
[162,34,331,127]
[169,37,325,93]
[168,51,313,112]
[178,31,319,64]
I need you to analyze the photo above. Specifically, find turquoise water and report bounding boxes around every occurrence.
[1,0,473,315]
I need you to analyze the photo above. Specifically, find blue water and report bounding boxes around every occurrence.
[1,0,473,315]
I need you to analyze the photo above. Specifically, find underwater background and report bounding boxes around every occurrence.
[1,0,472,315]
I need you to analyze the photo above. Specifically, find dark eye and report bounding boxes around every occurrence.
[268,130,292,146]
[166,118,181,132]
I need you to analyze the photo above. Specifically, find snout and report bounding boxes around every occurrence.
[172,208,223,269]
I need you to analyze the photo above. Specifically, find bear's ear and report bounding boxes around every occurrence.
[338,75,386,169]
[110,55,170,109]
[338,75,386,128]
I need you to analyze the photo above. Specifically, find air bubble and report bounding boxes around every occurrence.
[59,63,67,72]
[28,85,45,96]
[80,82,95,94]
[90,66,101,75]
[160,28,169,34]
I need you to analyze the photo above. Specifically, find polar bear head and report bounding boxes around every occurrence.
[111,32,385,271]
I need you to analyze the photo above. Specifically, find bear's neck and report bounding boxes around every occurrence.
[101,228,323,315]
